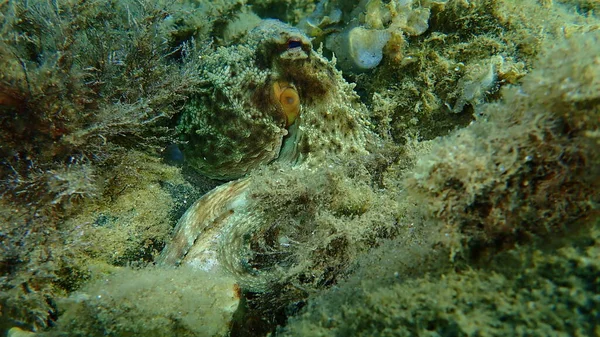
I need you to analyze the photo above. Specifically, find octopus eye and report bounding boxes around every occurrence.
[287,38,302,50]
[272,81,300,127]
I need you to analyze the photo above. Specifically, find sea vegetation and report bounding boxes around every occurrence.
[406,33,600,260]
[364,0,600,142]
[279,29,600,337]
[280,223,600,336]
[45,267,240,337]
[0,0,243,331]
[0,0,598,336]
[299,0,442,72]
[295,0,598,142]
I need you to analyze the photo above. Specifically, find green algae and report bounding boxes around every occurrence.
[46,267,240,337]
[0,0,243,331]
[280,223,600,336]
[362,0,599,142]
[0,0,598,336]
[278,30,600,336]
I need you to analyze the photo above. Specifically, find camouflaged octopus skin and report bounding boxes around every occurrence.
[178,19,372,180]
[161,20,377,291]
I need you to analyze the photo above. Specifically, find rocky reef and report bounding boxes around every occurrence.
[280,31,600,335]
[0,0,599,336]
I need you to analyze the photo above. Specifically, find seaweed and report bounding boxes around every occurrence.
[405,32,600,261]
[364,0,598,143]
[278,31,600,337]
[0,0,243,330]
[0,0,598,335]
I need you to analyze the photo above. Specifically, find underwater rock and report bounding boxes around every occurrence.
[388,0,433,36]
[406,31,600,255]
[5,267,241,337]
[452,56,503,113]
[52,268,240,337]
[296,0,342,37]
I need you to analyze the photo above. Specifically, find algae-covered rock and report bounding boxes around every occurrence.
[280,226,600,336]
[405,32,600,256]
[48,268,240,337]
[1,0,599,336]
[360,0,600,145]
[0,0,243,331]
[167,20,599,336]
[277,31,600,337]
[300,0,440,72]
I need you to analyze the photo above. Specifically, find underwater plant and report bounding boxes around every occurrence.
[405,32,600,260]
[0,0,598,336]
[0,0,245,331]
[278,30,600,337]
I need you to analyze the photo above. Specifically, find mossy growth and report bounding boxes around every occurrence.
[60,151,190,266]
[277,32,599,336]
[405,32,600,261]
[0,0,598,336]
[0,150,201,332]
[363,0,599,143]
[44,267,240,337]
[248,0,318,25]
[558,0,600,14]
[279,219,600,336]
[0,0,244,331]
[0,0,238,213]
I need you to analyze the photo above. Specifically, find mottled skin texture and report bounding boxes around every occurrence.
[161,20,378,290]
[178,19,372,180]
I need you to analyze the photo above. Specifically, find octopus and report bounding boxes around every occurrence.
[5,20,382,337]
[158,20,379,292]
